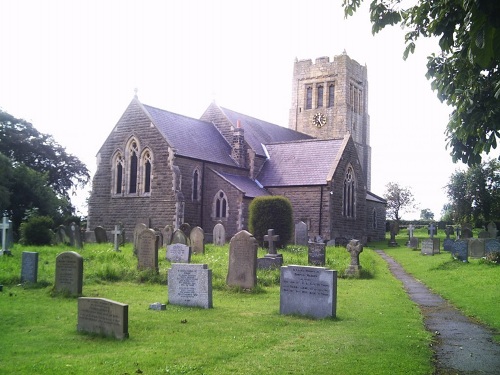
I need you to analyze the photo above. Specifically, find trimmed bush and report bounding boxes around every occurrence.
[248,196,293,248]
[19,216,54,245]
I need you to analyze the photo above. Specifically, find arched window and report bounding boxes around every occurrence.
[317,85,323,108]
[192,169,200,201]
[128,140,139,193]
[113,152,124,194]
[372,208,377,229]
[214,190,228,219]
[343,166,356,218]
[328,84,335,107]
[305,86,312,110]
[142,150,152,194]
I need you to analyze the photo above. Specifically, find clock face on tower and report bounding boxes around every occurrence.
[312,112,326,127]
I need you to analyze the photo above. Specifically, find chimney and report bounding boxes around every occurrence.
[231,120,247,168]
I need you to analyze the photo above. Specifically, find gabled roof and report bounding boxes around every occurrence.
[211,170,270,198]
[219,107,313,157]
[143,104,236,166]
[367,191,387,204]
[257,138,347,187]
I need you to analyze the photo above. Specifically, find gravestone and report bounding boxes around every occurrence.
[163,225,174,246]
[294,221,308,246]
[451,240,468,262]
[118,222,126,246]
[443,238,455,252]
[487,221,498,238]
[0,215,12,256]
[137,228,159,272]
[280,265,337,319]
[69,222,83,248]
[171,229,189,245]
[77,297,129,339]
[226,230,257,289]
[94,226,108,243]
[485,238,500,255]
[469,239,485,258]
[168,263,213,309]
[111,225,122,251]
[55,251,83,296]
[166,243,191,263]
[190,226,205,254]
[421,238,440,255]
[258,229,283,270]
[213,222,226,246]
[180,223,191,238]
[428,223,437,238]
[461,223,473,239]
[133,223,148,255]
[445,226,454,239]
[406,224,415,246]
[308,240,326,266]
[345,239,363,276]
[21,251,38,283]
[55,224,69,244]
[408,237,419,250]
[478,231,490,239]
[388,221,399,247]
[455,226,461,239]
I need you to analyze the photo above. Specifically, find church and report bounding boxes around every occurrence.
[87,52,386,244]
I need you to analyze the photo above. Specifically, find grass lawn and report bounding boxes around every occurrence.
[0,241,434,375]
[379,228,500,338]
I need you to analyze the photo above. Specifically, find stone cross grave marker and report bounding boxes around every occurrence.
[451,240,468,262]
[168,263,213,309]
[264,229,279,255]
[345,239,363,276]
[137,228,158,272]
[469,239,485,258]
[294,221,308,246]
[213,222,226,246]
[55,251,83,296]
[166,243,191,263]
[21,251,38,284]
[407,224,415,244]
[226,230,257,289]
[258,229,283,270]
[111,225,122,251]
[94,226,108,243]
[190,226,205,254]
[280,265,337,319]
[0,215,11,256]
[171,229,189,245]
[455,226,461,239]
[308,240,326,266]
[428,223,436,238]
[77,297,129,339]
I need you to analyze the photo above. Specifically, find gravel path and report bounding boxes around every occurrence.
[376,250,500,374]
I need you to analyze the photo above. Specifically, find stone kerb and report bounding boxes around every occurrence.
[168,263,213,309]
[280,265,337,319]
[55,251,83,296]
[77,297,129,339]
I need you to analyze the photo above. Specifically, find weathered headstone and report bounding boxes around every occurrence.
[166,243,191,263]
[168,263,213,309]
[485,238,500,255]
[445,226,454,239]
[408,237,419,250]
[461,223,473,239]
[308,240,326,266]
[294,221,308,246]
[55,251,83,296]
[226,230,257,289]
[111,225,122,251]
[137,228,159,271]
[280,265,337,319]
[469,238,485,258]
[55,224,69,244]
[94,226,108,244]
[133,223,148,255]
[77,297,129,339]
[421,238,440,255]
[69,222,83,249]
[345,239,363,276]
[180,223,191,237]
[190,226,205,254]
[171,229,189,245]
[163,225,174,246]
[443,238,455,252]
[388,221,399,247]
[487,221,498,239]
[213,222,226,246]
[478,231,490,239]
[451,240,468,262]
[21,251,38,283]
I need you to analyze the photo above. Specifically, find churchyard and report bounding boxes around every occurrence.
[0,225,498,374]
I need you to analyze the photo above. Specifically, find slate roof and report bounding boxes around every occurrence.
[367,191,387,204]
[143,104,236,166]
[257,138,346,187]
[219,107,313,157]
[211,170,270,198]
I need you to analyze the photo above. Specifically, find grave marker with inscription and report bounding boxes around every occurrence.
[443,238,455,252]
[469,238,485,258]
[55,251,83,296]
[485,238,500,255]
[171,229,189,245]
[133,223,148,256]
[137,228,158,271]
[226,230,257,289]
[190,226,205,254]
[451,240,468,262]
[308,241,326,266]
[294,221,308,246]
[421,238,440,255]
[168,263,213,309]
[166,243,191,263]
[21,251,38,284]
[213,222,226,246]
[77,297,129,339]
[280,265,337,319]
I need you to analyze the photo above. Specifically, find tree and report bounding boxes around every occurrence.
[420,208,434,221]
[445,159,500,225]
[0,109,90,199]
[342,0,500,166]
[383,182,417,221]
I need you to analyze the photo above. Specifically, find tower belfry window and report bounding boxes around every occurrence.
[328,84,335,107]
[306,86,312,110]
[317,85,323,108]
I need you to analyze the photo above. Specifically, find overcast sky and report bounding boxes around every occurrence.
[0,0,477,220]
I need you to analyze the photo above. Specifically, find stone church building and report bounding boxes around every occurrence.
[88,52,386,244]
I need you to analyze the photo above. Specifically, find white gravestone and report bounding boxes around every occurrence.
[166,243,191,263]
[168,263,213,309]
[0,216,11,256]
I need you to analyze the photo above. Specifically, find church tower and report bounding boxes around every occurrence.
[288,52,371,190]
